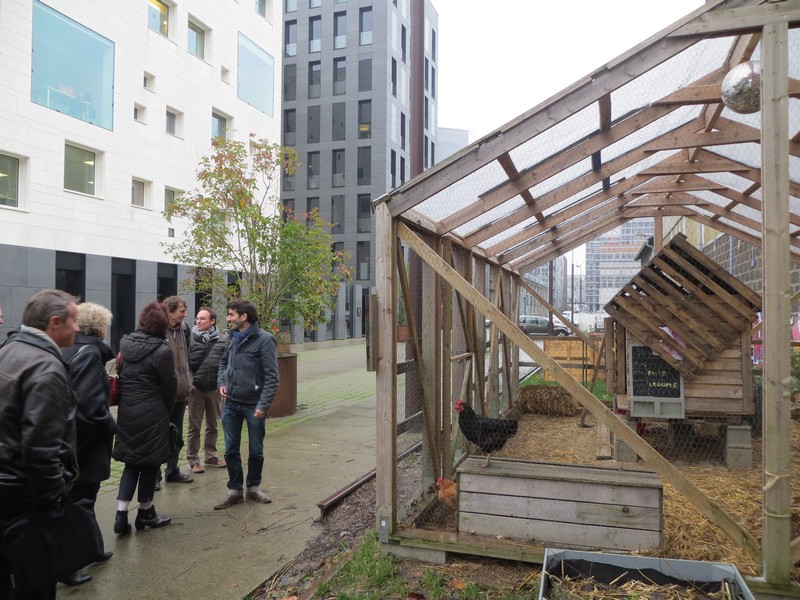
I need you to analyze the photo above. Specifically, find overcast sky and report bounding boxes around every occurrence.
[431,1,705,267]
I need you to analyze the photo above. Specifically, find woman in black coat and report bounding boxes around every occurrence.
[112,302,177,535]
[60,302,117,587]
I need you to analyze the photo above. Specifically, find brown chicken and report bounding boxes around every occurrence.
[436,477,457,511]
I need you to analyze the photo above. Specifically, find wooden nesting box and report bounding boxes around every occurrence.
[456,458,662,552]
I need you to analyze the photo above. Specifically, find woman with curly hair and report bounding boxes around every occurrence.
[112,302,177,535]
[60,302,117,586]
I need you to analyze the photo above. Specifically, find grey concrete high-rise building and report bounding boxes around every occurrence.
[282,0,438,341]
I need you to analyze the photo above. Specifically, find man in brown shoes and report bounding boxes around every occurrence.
[213,300,278,510]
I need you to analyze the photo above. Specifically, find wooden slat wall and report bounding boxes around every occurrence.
[542,338,606,383]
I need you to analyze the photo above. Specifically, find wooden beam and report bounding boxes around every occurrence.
[397,220,761,563]
[631,180,727,194]
[374,203,397,540]
[643,122,761,153]
[655,78,800,105]
[760,19,792,586]
[669,2,800,37]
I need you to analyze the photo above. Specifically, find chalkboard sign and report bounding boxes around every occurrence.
[627,343,684,418]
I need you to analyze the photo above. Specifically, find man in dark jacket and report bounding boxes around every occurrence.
[186,307,228,474]
[162,296,193,484]
[0,289,80,599]
[214,300,278,509]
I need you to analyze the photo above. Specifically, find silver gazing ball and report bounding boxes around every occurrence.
[720,61,761,114]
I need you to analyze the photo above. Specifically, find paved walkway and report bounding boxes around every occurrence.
[58,339,376,600]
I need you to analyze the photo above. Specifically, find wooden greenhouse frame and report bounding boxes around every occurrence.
[373,0,800,595]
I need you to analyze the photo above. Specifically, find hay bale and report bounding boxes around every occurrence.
[517,385,581,417]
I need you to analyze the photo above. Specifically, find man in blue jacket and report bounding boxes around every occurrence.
[214,300,278,509]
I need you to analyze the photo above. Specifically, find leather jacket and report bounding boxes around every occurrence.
[0,329,78,513]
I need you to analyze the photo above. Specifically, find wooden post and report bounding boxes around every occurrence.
[374,203,397,542]
[760,19,791,585]
[441,240,453,476]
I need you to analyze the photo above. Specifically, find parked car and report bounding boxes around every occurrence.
[519,315,569,336]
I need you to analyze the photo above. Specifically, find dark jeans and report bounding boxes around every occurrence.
[117,464,159,503]
[165,401,187,478]
[221,400,266,492]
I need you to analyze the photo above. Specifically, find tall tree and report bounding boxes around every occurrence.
[164,134,350,330]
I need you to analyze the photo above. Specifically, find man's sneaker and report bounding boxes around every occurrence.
[190,463,205,474]
[165,472,193,483]
[213,493,244,510]
[245,489,272,504]
[203,457,226,468]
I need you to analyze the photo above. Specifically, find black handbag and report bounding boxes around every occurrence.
[2,497,102,595]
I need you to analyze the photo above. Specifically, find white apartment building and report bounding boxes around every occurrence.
[0,0,281,348]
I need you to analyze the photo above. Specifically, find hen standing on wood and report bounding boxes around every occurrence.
[455,398,518,468]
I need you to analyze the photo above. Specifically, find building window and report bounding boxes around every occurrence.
[164,188,176,211]
[424,97,429,130]
[431,141,435,166]
[424,135,429,168]
[332,102,346,141]
[238,33,275,116]
[331,196,344,234]
[332,149,345,187]
[56,251,86,300]
[400,112,406,150]
[310,0,322,6]
[391,58,397,96]
[285,0,297,11]
[358,54,371,92]
[431,65,436,99]
[333,57,346,95]
[358,100,371,139]
[309,16,321,53]
[147,0,169,36]
[306,196,319,225]
[356,241,370,280]
[284,63,296,100]
[211,111,227,139]
[424,58,429,91]
[187,19,205,59]
[307,105,321,144]
[283,172,295,191]
[400,156,405,185]
[359,7,372,45]
[307,151,320,189]
[283,109,296,145]
[284,21,297,56]
[401,25,407,62]
[256,0,269,18]
[357,194,371,233]
[133,103,145,122]
[165,108,181,135]
[131,179,146,207]
[143,72,154,90]
[64,144,95,195]
[357,147,371,186]
[432,28,436,61]
[390,149,396,189]
[0,153,20,208]
[334,12,347,49]
[31,1,115,130]
[308,61,321,99]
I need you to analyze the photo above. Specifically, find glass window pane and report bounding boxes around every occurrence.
[358,100,371,139]
[331,196,344,234]
[188,21,204,59]
[308,61,321,99]
[333,57,346,95]
[285,21,297,57]
[283,63,296,101]
[307,105,320,143]
[285,0,297,12]
[357,241,370,280]
[358,54,371,92]
[64,144,95,195]
[332,149,345,187]
[359,7,372,45]
[0,154,19,208]
[166,109,177,134]
[131,179,145,207]
[357,194,371,233]
[309,16,321,53]
[238,33,275,116]
[148,0,169,35]
[31,1,115,130]
[334,12,347,49]
[357,147,370,186]
[332,102,346,141]
[164,188,175,211]
[307,151,320,189]
[212,111,227,138]
[283,109,296,145]
[256,0,267,17]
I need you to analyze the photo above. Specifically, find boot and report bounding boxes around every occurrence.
[134,505,171,530]
[114,510,131,535]
[59,571,92,586]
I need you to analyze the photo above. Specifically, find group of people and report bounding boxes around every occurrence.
[0,291,279,599]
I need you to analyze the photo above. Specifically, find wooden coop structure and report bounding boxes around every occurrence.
[373,0,800,595]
